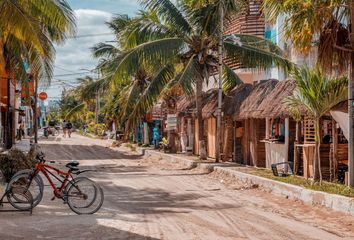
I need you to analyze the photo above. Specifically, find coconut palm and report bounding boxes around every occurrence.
[0,0,76,81]
[105,0,290,159]
[0,0,75,146]
[262,0,350,72]
[92,12,178,133]
[285,66,348,183]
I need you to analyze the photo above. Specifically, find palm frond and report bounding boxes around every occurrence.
[140,0,192,35]
[65,103,85,119]
[224,34,292,70]
[110,38,185,83]
[284,66,348,120]
[126,64,175,130]
[222,63,243,92]
[91,43,121,59]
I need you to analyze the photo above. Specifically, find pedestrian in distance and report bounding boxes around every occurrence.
[66,120,73,138]
[62,119,67,138]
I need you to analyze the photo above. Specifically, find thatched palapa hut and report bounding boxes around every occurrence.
[176,95,195,153]
[236,79,278,167]
[222,84,253,161]
[257,80,297,168]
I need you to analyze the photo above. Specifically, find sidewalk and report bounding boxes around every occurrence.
[13,138,32,152]
[143,148,354,216]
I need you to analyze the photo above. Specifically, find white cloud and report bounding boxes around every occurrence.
[44,9,113,99]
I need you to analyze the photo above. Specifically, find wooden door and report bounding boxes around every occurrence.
[194,119,199,155]
[207,117,216,158]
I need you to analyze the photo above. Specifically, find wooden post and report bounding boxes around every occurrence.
[294,121,301,175]
[332,119,338,181]
[143,122,149,145]
[233,120,236,162]
[284,117,290,162]
[265,117,269,139]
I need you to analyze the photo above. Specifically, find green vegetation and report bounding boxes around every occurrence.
[285,67,348,183]
[240,168,354,198]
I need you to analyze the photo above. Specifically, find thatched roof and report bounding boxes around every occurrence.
[257,79,296,118]
[331,101,348,113]
[223,84,253,117]
[202,88,219,119]
[175,88,219,119]
[176,95,195,114]
[237,79,279,119]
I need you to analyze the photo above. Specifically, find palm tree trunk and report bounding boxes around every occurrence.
[196,75,206,159]
[314,118,323,183]
[216,3,224,163]
[348,0,354,187]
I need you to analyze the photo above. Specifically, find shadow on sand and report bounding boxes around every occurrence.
[40,143,143,161]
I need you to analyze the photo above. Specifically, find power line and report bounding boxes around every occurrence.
[43,71,93,78]
[54,65,77,73]
[67,33,115,39]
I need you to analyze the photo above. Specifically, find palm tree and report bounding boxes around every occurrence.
[92,13,177,135]
[285,67,348,183]
[0,0,76,81]
[107,0,290,159]
[262,0,354,189]
[0,0,76,145]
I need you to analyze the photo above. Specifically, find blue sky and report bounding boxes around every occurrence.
[44,0,140,100]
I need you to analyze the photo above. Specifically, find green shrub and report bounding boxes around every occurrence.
[0,148,37,182]
[87,122,106,136]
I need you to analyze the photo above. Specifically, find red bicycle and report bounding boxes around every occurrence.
[7,151,104,214]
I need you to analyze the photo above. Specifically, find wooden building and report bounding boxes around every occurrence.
[175,95,195,153]
[236,80,278,167]
[201,89,219,159]
[257,80,297,168]
[222,84,253,161]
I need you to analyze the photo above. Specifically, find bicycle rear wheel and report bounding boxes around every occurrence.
[66,177,104,215]
[7,172,43,210]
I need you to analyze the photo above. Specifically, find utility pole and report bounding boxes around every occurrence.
[5,77,12,149]
[216,2,224,163]
[95,70,100,124]
[349,0,354,187]
[33,76,38,143]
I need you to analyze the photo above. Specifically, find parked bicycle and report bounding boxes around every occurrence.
[6,150,104,214]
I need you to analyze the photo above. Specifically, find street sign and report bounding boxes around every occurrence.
[39,92,48,101]
[166,114,177,130]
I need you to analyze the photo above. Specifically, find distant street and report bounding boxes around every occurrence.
[0,133,353,240]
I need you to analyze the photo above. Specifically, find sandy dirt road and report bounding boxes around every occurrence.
[0,133,353,240]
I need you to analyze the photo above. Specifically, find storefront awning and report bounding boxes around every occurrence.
[330,110,349,140]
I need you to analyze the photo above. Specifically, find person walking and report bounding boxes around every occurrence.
[62,120,67,138]
[66,120,73,138]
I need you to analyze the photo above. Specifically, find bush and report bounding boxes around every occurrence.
[0,148,37,182]
[87,122,106,136]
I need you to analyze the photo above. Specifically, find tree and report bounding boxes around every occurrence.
[262,0,354,187]
[107,0,291,159]
[285,66,348,183]
[0,0,76,145]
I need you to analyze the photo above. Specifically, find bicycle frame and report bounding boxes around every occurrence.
[33,162,74,197]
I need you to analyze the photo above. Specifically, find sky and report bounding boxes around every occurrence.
[44,0,140,101]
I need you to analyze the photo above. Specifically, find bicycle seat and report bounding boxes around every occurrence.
[65,161,79,171]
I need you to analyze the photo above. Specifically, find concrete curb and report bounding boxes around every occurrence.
[144,149,354,216]
[213,167,354,216]
[144,149,197,169]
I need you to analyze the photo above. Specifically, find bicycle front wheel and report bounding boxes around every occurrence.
[66,177,104,215]
[7,172,44,210]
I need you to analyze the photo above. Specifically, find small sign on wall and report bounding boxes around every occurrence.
[166,114,177,130]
